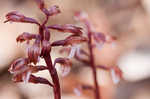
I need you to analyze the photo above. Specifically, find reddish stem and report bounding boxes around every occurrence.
[40,15,61,99]
[44,54,61,99]
[86,22,100,99]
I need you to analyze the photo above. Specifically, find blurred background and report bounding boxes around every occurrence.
[1,0,150,99]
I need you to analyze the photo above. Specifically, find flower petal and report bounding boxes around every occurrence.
[22,71,32,83]
[111,69,120,84]
[54,58,72,76]
[29,75,53,86]
[68,46,77,58]
[68,44,81,58]
[9,58,29,74]
[60,66,71,77]
[31,65,48,73]
[28,42,41,64]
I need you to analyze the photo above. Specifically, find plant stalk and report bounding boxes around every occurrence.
[87,27,100,99]
[44,54,61,99]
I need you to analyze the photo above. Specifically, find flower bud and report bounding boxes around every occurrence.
[35,0,60,16]
[9,58,29,74]
[54,58,72,76]
[16,32,37,43]
[47,5,61,16]
[48,24,82,35]
[5,11,39,25]
[51,36,87,46]
[11,70,32,83]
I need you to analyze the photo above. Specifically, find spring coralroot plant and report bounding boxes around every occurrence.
[5,0,122,99]
[59,12,123,99]
[5,0,86,99]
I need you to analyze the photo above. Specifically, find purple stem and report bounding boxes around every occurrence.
[44,55,61,99]
[40,15,61,99]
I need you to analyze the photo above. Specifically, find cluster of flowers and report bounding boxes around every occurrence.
[5,0,87,99]
[60,12,122,99]
[5,0,122,99]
